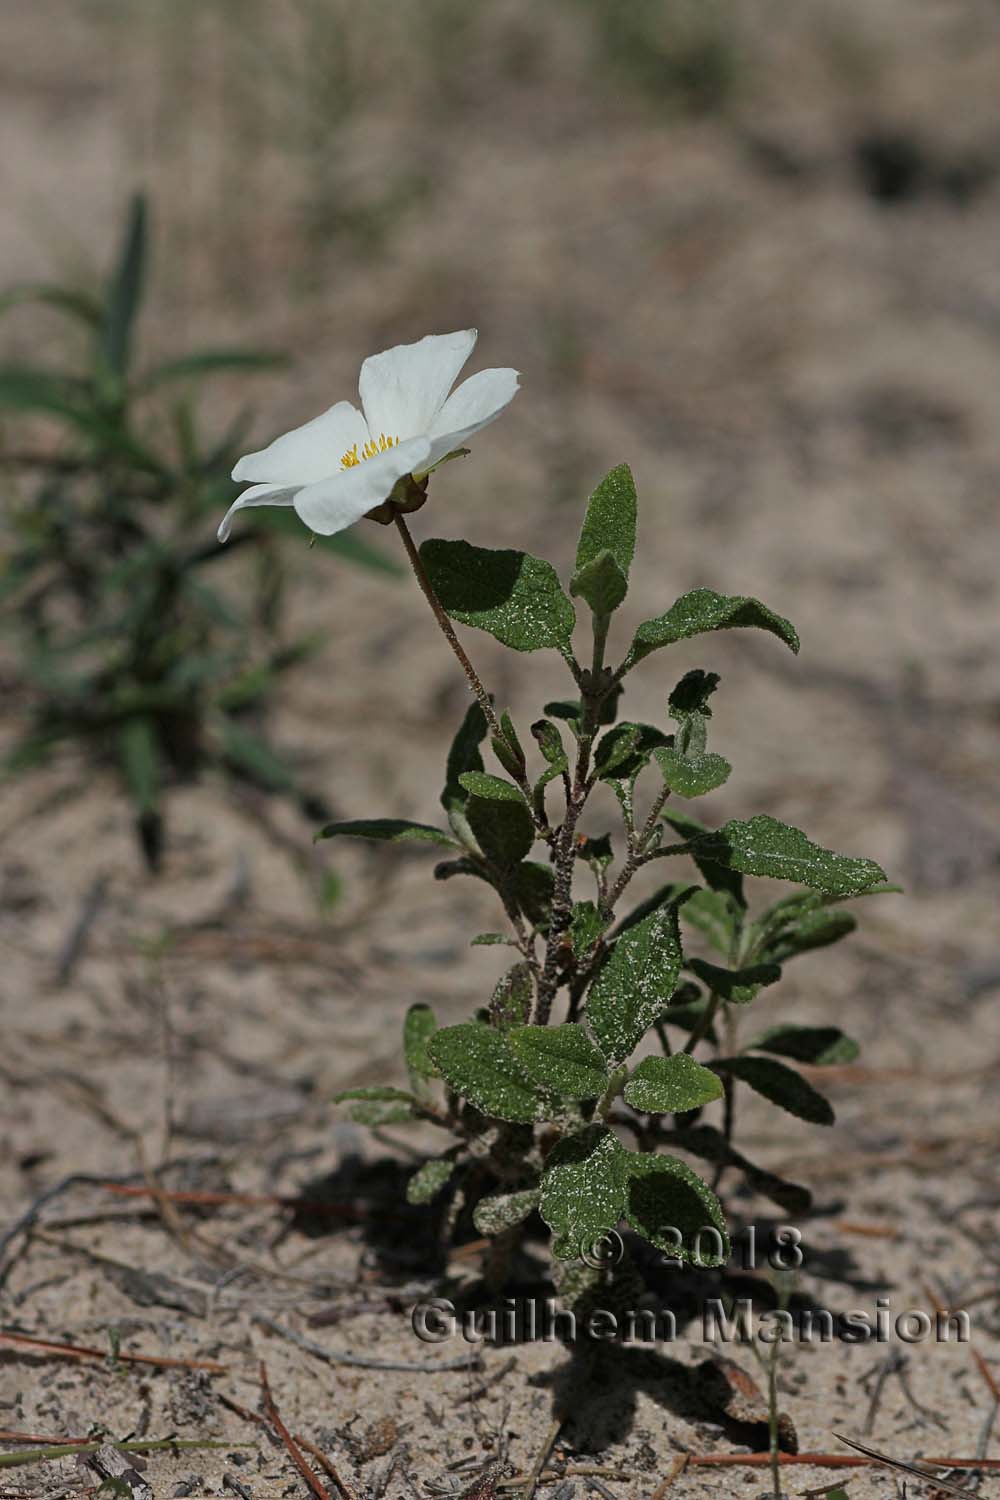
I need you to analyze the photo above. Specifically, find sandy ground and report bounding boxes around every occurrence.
[2,2,1000,1496]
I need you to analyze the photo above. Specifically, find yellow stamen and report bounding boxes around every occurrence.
[341,432,399,468]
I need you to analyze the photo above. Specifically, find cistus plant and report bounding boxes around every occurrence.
[0,194,394,869]
[219,330,893,1297]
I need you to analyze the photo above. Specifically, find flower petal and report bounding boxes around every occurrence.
[232,401,370,485]
[217,482,300,542]
[359,330,477,442]
[292,436,432,536]
[423,366,519,468]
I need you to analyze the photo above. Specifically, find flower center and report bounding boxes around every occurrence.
[341,433,399,469]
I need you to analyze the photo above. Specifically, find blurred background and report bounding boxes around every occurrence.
[2,0,999,1273]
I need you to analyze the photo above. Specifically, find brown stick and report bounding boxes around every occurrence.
[0,1330,226,1374]
[293,1434,359,1500]
[677,1452,1000,1471]
[258,1361,330,1500]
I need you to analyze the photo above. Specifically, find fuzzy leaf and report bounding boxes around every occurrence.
[687,956,782,1005]
[489,963,534,1029]
[679,887,739,955]
[406,1158,456,1205]
[575,463,638,576]
[442,703,487,814]
[628,588,799,666]
[346,1098,416,1125]
[420,539,575,651]
[694,815,887,897]
[403,1003,438,1085]
[587,892,688,1063]
[714,1056,835,1125]
[761,906,858,963]
[512,861,556,924]
[317,818,458,848]
[623,1054,724,1113]
[624,1153,729,1264]
[665,808,746,907]
[539,1124,628,1260]
[428,1024,542,1123]
[569,900,607,960]
[570,549,628,616]
[748,1024,860,1066]
[674,1124,812,1216]
[473,1186,540,1235]
[532,718,568,768]
[471,932,511,947]
[508,1025,609,1100]
[334,1086,416,1104]
[654,745,731,799]
[460,775,534,867]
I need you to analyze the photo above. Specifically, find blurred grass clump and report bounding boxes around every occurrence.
[0,193,394,870]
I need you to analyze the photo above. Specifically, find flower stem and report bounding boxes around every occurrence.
[396,512,516,737]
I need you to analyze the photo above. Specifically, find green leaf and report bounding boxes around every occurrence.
[489,963,534,1029]
[428,1024,543,1123]
[748,1024,860,1066]
[628,588,799,666]
[346,1098,417,1125]
[623,1054,723,1113]
[101,193,147,378]
[575,463,638,577]
[403,1003,438,1085]
[508,1025,609,1100]
[461,776,534,867]
[471,932,511,947]
[569,900,607,960]
[0,281,102,326]
[539,1124,628,1260]
[512,861,556,924]
[544,700,583,735]
[473,1186,540,1235]
[570,549,628,616]
[441,703,488,842]
[406,1157,456,1205]
[119,716,159,816]
[317,818,458,848]
[334,1086,416,1104]
[664,808,746,906]
[532,718,568,768]
[220,720,296,793]
[587,891,688,1063]
[654,745,731,799]
[136,348,287,390]
[674,1124,812,1216]
[714,1056,835,1125]
[419,538,575,651]
[760,906,857,963]
[679,887,739,956]
[499,710,527,775]
[693,815,887,897]
[668,668,720,724]
[687,956,782,1005]
[458,771,524,802]
[624,1153,729,1264]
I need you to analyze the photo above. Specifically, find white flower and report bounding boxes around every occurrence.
[218,329,518,541]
